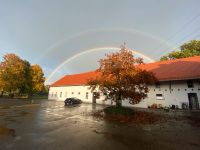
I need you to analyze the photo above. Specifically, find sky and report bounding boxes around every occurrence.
[0,0,200,84]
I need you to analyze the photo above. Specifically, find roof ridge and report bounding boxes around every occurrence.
[50,55,200,86]
[142,55,200,66]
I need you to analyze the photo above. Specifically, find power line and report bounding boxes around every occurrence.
[157,27,200,57]
[154,11,200,52]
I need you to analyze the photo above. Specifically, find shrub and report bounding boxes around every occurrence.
[150,103,157,109]
[103,106,135,116]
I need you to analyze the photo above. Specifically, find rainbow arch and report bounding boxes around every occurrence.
[46,47,155,84]
[35,27,173,63]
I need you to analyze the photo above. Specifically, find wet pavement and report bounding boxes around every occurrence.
[0,99,200,150]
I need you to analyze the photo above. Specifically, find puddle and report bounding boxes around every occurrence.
[0,106,11,109]
[19,111,29,116]
[4,117,16,122]
[0,125,16,137]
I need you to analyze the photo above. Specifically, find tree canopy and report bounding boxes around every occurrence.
[160,40,200,61]
[88,46,157,107]
[0,53,45,97]
[30,64,45,94]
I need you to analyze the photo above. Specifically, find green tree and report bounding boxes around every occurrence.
[88,46,157,107]
[160,40,200,61]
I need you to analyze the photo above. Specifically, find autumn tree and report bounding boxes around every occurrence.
[0,54,30,96]
[0,53,45,97]
[18,60,32,95]
[30,64,45,95]
[0,71,5,97]
[160,40,200,61]
[88,46,157,107]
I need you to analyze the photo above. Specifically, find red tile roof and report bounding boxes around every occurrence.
[51,71,99,87]
[139,56,200,81]
[51,56,200,87]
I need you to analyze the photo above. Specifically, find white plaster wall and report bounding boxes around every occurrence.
[48,80,200,108]
[147,80,200,108]
[48,85,147,108]
[48,85,93,103]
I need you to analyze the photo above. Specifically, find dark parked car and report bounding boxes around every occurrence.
[64,97,82,106]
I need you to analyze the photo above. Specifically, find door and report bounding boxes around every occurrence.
[188,93,199,110]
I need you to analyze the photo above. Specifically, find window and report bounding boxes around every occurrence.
[187,80,194,88]
[51,92,54,97]
[155,82,160,88]
[86,92,89,99]
[72,92,74,95]
[60,92,62,98]
[78,92,80,95]
[55,92,57,97]
[156,94,164,100]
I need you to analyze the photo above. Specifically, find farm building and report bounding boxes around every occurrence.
[48,56,200,109]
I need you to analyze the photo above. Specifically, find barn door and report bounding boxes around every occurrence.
[188,93,199,110]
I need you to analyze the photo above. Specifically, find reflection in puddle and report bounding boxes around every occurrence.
[0,125,16,137]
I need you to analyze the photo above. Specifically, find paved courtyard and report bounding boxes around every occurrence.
[0,99,200,150]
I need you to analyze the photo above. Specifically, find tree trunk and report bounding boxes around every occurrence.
[116,100,122,107]
[0,91,3,97]
[116,93,122,107]
[28,92,33,99]
[9,90,14,98]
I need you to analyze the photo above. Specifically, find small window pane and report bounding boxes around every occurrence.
[187,80,194,88]
[156,94,164,100]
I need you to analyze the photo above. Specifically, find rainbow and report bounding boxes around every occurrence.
[46,47,155,84]
[34,27,173,63]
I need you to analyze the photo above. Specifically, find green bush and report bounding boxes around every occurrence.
[103,106,135,116]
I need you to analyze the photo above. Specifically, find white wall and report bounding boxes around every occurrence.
[48,80,200,108]
[48,85,147,108]
[49,85,92,103]
[146,80,200,108]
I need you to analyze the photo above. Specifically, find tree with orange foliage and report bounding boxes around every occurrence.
[0,53,45,97]
[30,64,45,95]
[88,45,157,107]
[0,54,31,97]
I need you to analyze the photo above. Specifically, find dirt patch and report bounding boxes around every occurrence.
[185,116,200,127]
[93,110,168,125]
[0,125,16,137]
